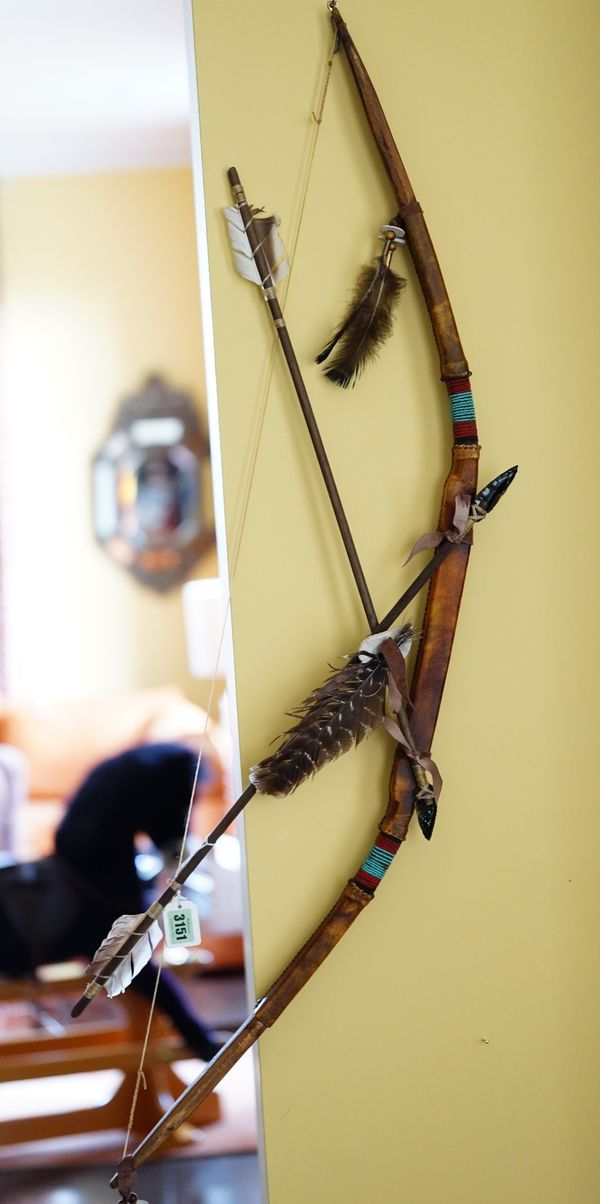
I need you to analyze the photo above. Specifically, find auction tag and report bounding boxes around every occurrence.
[163,895,201,948]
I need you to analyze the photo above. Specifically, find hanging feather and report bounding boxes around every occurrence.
[224,205,289,286]
[86,912,162,998]
[250,623,413,797]
[316,227,406,388]
[316,259,405,387]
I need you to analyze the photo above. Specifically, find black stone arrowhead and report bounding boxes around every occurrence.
[416,798,437,840]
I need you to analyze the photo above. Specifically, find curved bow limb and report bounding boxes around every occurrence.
[107,457,517,1177]
[109,798,414,1181]
[328,2,481,832]
[108,5,513,1181]
[383,445,478,832]
[109,879,379,1177]
[77,453,516,1021]
[329,1,469,384]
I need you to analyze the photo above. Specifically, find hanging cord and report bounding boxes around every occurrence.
[179,23,339,860]
[227,24,338,581]
[120,29,337,1148]
[176,604,231,874]
[122,952,162,1157]
[122,598,231,1154]
[281,25,338,303]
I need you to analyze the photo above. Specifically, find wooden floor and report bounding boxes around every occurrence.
[0,1150,262,1204]
[0,970,258,1171]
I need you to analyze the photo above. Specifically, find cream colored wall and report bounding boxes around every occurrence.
[191,1,599,1202]
[0,168,216,707]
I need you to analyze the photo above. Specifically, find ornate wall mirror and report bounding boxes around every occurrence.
[92,375,214,592]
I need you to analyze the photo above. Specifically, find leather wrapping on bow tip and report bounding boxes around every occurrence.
[116,1154,137,1202]
[384,450,479,838]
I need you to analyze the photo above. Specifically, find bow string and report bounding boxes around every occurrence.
[79,7,517,1185]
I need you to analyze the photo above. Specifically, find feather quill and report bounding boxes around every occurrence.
[250,623,413,797]
[224,206,289,286]
[86,913,162,998]
[316,256,406,388]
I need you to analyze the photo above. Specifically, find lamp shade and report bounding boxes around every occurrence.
[181,577,225,679]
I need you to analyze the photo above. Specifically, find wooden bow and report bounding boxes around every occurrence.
[327,1,480,835]
[106,4,512,1183]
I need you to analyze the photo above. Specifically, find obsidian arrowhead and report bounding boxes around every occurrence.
[416,799,437,841]
[474,465,518,515]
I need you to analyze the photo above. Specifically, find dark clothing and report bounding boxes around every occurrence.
[0,743,221,1060]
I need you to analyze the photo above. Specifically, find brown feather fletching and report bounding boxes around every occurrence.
[250,623,413,797]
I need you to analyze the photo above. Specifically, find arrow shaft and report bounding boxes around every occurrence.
[71,784,256,1017]
[228,167,378,632]
[96,0,518,1169]
[71,534,434,1020]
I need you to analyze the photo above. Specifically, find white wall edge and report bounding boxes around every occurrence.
[183,3,268,1199]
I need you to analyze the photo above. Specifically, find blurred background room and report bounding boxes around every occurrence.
[0,2,259,1199]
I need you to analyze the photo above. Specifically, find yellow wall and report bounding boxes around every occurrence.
[191,2,599,1201]
[0,168,216,706]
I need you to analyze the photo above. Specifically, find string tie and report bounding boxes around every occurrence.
[379,638,443,803]
[404,492,474,564]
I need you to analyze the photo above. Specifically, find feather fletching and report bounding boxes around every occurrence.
[316,258,405,388]
[86,912,162,998]
[224,206,289,286]
[250,623,413,797]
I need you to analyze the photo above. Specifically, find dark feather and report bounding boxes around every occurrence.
[250,624,413,797]
[253,213,285,280]
[316,258,406,388]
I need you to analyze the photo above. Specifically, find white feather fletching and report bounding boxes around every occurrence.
[358,625,413,663]
[86,912,163,998]
[224,206,289,286]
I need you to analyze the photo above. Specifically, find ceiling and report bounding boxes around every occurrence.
[0,0,192,179]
